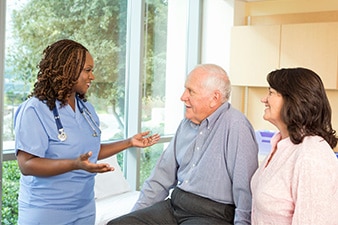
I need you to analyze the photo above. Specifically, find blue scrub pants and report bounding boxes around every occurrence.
[18,199,95,225]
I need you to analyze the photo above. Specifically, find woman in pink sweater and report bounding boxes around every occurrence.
[251,67,338,224]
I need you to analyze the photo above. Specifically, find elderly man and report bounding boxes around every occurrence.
[108,64,258,225]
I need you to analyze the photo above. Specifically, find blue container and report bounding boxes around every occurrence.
[255,130,276,156]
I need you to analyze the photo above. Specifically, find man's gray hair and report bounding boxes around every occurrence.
[197,64,231,103]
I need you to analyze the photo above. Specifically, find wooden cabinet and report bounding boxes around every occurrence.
[229,25,281,86]
[280,22,338,89]
[230,22,338,131]
[230,22,338,88]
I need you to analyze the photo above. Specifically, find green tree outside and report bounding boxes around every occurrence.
[2,0,168,223]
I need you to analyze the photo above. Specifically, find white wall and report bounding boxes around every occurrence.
[201,0,235,73]
[164,0,189,134]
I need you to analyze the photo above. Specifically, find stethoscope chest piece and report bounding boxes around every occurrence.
[58,128,67,141]
[52,96,101,142]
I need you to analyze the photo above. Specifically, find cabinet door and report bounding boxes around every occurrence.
[280,22,338,89]
[229,25,281,86]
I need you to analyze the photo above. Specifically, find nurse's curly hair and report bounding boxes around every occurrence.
[30,39,88,110]
[267,67,338,149]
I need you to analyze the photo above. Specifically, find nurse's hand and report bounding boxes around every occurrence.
[130,131,160,147]
[76,151,115,173]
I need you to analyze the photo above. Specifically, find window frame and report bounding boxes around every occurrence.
[0,0,6,220]
[123,0,202,189]
[0,0,203,221]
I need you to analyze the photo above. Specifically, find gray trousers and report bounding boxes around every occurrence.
[107,188,235,225]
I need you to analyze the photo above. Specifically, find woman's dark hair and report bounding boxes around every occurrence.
[30,39,88,110]
[267,67,337,148]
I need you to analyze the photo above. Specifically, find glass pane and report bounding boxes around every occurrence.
[4,0,128,147]
[141,0,169,137]
[139,0,188,186]
[1,160,20,225]
[3,0,128,223]
[139,143,168,189]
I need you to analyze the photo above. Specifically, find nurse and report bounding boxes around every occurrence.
[14,39,160,225]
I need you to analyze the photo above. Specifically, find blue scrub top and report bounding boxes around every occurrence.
[14,97,101,210]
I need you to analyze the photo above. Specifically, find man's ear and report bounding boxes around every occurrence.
[209,90,221,108]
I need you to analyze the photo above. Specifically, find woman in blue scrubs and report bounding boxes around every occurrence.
[14,39,160,225]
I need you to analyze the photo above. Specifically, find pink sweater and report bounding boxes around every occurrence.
[251,133,338,224]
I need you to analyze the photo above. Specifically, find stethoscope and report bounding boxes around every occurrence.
[52,96,101,141]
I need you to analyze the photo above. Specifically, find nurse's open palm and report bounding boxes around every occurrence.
[131,131,161,147]
[76,151,115,173]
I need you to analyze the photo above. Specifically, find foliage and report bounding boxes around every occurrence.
[2,160,20,224]
[143,0,168,98]
[2,0,168,223]
[8,0,129,129]
[138,123,165,188]
[139,143,164,189]
[7,0,168,129]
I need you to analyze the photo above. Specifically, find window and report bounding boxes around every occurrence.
[138,0,191,187]
[1,0,199,223]
[123,0,200,189]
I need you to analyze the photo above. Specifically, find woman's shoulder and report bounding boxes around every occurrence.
[301,135,331,149]
[296,135,336,163]
[20,97,47,109]
[16,97,50,116]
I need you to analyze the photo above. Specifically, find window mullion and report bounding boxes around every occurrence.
[124,0,145,190]
[0,0,6,222]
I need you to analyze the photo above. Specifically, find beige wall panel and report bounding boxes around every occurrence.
[327,90,338,132]
[280,22,338,89]
[229,25,280,86]
[249,11,338,26]
[246,0,338,16]
[230,86,246,113]
[327,90,338,152]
